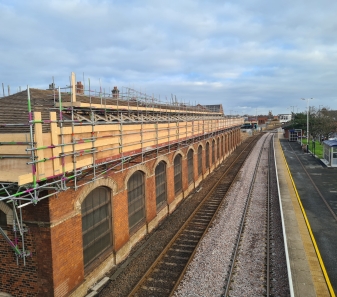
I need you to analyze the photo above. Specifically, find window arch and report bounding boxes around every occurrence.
[198,145,202,176]
[128,171,145,231]
[212,139,215,164]
[81,187,112,268]
[217,138,220,160]
[0,209,6,230]
[174,154,183,194]
[155,161,167,208]
[187,149,194,184]
[206,142,210,169]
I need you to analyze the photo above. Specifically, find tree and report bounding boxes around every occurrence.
[310,107,337,142]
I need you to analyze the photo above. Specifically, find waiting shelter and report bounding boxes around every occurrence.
[283,128,302,142]
[322,140,337,167]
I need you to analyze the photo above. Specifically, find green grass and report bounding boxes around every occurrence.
[301,138,323,158]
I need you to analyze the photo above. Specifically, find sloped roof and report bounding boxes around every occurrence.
[323,140,337,147]
[0,89,223,134]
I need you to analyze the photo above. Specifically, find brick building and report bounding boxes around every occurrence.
[0,73,243,296]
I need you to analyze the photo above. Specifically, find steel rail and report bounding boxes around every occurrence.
[223,133,270,296]
[127,135,262,297]
[266,134,272,296]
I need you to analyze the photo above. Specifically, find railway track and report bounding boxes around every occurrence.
[127,136,261,297]
[221,133,276,296]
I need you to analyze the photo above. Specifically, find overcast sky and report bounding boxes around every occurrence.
[1,0,337,115]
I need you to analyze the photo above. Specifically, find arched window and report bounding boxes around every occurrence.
[155,161,167,208]
[82,187,112,268]
[217,138,220,159]
[0,209,6,230]
[174,154,182,194]
[206,142,210,169]
[229,132,231,150]
[212,139,215,164]
[198,145,202,176]
[187,149,194,184]
[128,171,145,231]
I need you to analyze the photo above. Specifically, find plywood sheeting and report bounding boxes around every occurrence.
[0,112,243,185]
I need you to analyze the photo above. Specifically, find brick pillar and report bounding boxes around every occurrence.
[113,190,129,251]
[182,155,188,194]
[146,175,156,222]
[193,147,198,181]
[47,191,84,297]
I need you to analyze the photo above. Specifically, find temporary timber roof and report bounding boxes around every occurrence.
[0,88,224,134]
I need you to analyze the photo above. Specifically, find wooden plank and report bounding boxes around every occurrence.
[0,115,244,186]
[0,146,28,154]
[0,133,31,142]
[62,137,120,154]
[50,112,61,176]
[62,124,120,134]
[55,102,220,115]
[18,173,33,185]
[71,72,76,102]
[34,112,45,179]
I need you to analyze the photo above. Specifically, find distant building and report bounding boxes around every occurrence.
[278,114,292,124]
[203,104,224,114]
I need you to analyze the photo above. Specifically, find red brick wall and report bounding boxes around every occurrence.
[181,153,188,190]
[0,128,241,297]
[146,175,156,223]
[113,190,129,251]
[0,198,55,296]
[166,163,175,205]
[51,215,83,297]
[0,226,40,296]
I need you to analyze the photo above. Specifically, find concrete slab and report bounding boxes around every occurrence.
[275,132,331,297]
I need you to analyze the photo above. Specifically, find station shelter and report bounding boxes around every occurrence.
[323,140,337,167]
[283,128,302,142]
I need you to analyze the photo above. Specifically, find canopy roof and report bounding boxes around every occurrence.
[323,140,337,147]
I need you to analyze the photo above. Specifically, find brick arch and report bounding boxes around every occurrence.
[0,201,13,225]
[186,145,195,154]
[197,142,205,150]
[152,155,171,174]
[172,149,185,161]
[74,178,118,211]
[124,164,151,190]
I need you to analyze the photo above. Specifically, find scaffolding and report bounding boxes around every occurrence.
[0,73,244,264]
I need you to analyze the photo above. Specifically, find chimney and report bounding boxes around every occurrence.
[76,81,84,94]
[112,86,119,98]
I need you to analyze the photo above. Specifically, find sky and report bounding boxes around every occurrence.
[1,0,337,116]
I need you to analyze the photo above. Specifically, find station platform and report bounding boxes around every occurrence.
[275,130,336,297]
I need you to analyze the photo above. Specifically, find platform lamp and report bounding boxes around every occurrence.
[301,98,313,152]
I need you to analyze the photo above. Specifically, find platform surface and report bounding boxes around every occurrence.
[276,130,335,296]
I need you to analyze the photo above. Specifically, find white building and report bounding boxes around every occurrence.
[278,114,292,124]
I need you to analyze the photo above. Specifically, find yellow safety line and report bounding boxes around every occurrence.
[280,141,335,297]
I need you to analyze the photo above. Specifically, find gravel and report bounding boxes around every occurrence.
[173,133,289,297]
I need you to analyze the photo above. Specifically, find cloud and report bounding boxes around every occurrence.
[1,0,337,115]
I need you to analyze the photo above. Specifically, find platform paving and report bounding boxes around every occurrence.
[275,130,335,296]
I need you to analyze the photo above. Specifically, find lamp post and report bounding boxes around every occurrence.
[301,98,313,152]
